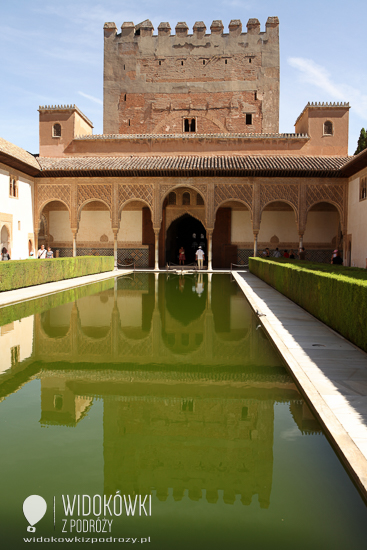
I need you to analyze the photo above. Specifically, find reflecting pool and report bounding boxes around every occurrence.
[0,273,366,549]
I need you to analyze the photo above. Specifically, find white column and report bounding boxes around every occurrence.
[113,230,118,270]
[72,230,77,257]
[253,233,258,257]
[299,234,304,249]
[207,232,213,271]
[154,230,159,270]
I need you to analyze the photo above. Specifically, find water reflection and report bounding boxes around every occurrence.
[0,273,321,511]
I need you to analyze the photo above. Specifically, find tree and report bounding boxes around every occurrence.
[355,128,367,155]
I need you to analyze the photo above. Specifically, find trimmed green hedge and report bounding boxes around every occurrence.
[0,256,114,293]
[249,257,367,353]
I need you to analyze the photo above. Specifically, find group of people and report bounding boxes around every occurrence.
[178,246,205,269]
[262,247,304,260]
[37,245,54,259]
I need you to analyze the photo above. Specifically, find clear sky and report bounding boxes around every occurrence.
[1,0,366,155]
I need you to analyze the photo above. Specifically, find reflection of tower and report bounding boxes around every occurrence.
[102,385,275,508]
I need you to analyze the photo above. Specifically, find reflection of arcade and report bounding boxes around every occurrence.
[35,273,280,368]
[24,273,323,509]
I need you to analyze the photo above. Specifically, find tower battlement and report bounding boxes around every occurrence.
[103,17,280,136]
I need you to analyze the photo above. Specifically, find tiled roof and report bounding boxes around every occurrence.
[37,154,349,178]
[0,137,40,173]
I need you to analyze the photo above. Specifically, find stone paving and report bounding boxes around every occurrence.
[233,270,367,500]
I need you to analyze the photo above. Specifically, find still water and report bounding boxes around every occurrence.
[0,273,366,549]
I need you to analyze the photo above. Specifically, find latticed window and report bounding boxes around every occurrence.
[168,192,176,205]
[323,120,333,135]
[196,193,204,205]
[360,177,367,201]
[11,345,20,367]
[53,123,62,137]
[182,192,190,205]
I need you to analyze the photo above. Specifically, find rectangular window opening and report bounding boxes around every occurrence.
[360,177,367,201]
[246,114,253,125]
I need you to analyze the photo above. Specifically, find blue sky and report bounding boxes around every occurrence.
[1,0,366,155]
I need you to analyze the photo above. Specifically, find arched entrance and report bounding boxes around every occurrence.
[1,225,10,252]
[166,214,206,265]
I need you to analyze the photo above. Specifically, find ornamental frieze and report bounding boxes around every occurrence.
[306,183,345,214]
[77,184,112,211]
[260,183,299,213]
[37,183,71,214]
[214,183,253,210]
[118,184,154,209]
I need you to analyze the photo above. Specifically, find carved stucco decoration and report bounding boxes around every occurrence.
[78,184,112,212]
[119,184,154,210]
[159,183,208,205]
[37,183,71,216]
[214,183,253,211]
[260,184,299,218]
[306,184,345,219]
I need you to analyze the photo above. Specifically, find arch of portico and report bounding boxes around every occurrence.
[33,177,348,267]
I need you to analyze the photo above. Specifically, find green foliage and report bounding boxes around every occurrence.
[249,257,367,353]
[355,128,367,155]
[0,256,114,293]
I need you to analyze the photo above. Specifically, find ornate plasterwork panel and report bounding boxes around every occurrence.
[78,184,112,212]
[37,183,71,215]
[306,184,344,215]
[260,184,299,213]
[159,183,208,204]
[214,184,253,210]
[119,184,154,209]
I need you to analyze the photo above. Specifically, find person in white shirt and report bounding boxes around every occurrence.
[196,246,205,270]
[37,245,47,259]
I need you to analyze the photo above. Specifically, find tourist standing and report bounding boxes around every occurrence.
[299,247,306,260]
[332,250,343,265]
[37,245,47,259]
[283,250,289,258]
[273,248,282,258]
[1,247,10,261]
[46,247,54,259]
[289,249,296,259]
[179,246,185,266]
[196,246,205,270]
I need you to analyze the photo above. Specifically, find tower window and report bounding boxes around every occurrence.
[159,60,161,66]
[249,58,252,63]
[360,177,367,201]
[124,94,127,101]
[184,118,196,133]
[246,114,253,125]
[203,60,206,65]
[225,59,227,65]
[53,123,61,137]
[181,60,184,66]
[323,120,333,135]
[254,91,257,100]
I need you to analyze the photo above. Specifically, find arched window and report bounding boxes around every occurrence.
[182,192,190,205]
[9,176,18,198]
[183,118,196,133]
[53,123,61,137]
[168,192,176,205]
[196,193,204,206]
[323,121,333,135]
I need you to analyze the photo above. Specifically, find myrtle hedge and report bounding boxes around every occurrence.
[249,257,367,353]
[0,256,114,293]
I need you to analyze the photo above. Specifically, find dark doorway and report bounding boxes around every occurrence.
[166,214,206,265]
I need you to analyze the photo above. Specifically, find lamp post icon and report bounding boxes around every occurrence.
[23,495,47,532]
